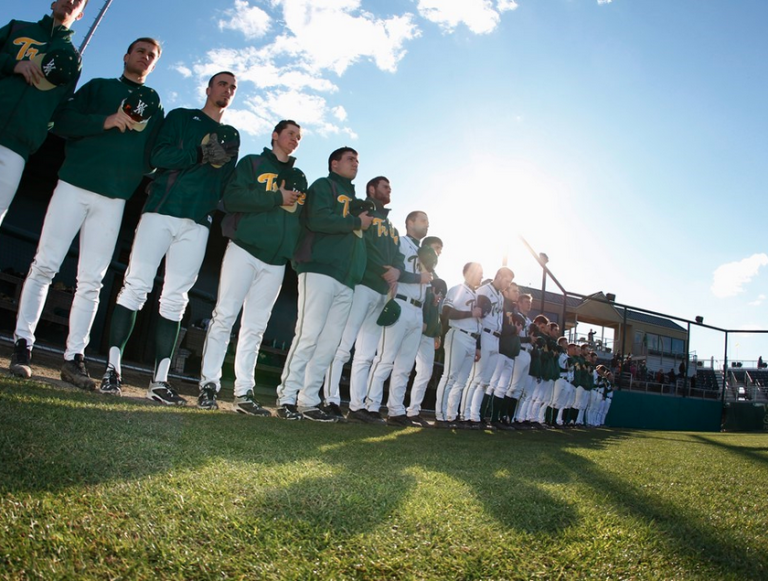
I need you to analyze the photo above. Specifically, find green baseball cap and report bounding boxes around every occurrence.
[376,298,401,327]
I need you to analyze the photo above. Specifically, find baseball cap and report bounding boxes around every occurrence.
[121,85,160,132]
[31,49,80,91]
[417,245,438,273]
[217,124,240,152]
[376,298,401,327]
[278,167,308,213]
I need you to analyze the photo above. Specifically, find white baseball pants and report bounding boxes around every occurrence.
[200,241,284,396]
[490,354,514,398]
[116,212,209,321]
[0,145,25,227]
[14,181,124,359]
[324,284,384,408]
[435,328,477,422]
[364,299,422,416]
[465,334,500,422]
[406,334,437,418]
[277,272,353,410]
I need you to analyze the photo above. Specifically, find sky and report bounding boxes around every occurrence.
[12,0,768,363]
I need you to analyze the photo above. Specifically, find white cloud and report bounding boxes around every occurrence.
[179,0,516,136]
[417,0,502,34]
[174,64,192,78]
[748,294,767,307]
[276,0,420,74]
[331,106,347,121]
[711,253,768,299]
[218,0,271,38]
[597,0,613,4]
[497,0,519,13]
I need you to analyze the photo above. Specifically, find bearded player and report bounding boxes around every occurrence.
[10,38,163,386]
[100,72,239,404]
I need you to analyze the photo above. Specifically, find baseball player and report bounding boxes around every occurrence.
[0,0,85,228]
[550,340,577,426]
[463,267,515,427]
[433,262,483,427]
[196,120,305,414]
[510,293,536,426]
[488,289,525,429]
[99,71,239,404]
[275,147,374,421]
[405,235,444,426]
[323,176,404,423]
[365,211,432,426]
[529,321,560,425]
[9,38,163,386]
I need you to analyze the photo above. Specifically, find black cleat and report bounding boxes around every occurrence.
[10,339,32,378]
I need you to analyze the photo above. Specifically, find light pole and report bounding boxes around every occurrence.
[539,252,549,315]
[79,0,114,54]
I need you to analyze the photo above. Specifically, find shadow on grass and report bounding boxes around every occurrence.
[5,380,765,579]
[548,434,768,580]
[0,381,622,537]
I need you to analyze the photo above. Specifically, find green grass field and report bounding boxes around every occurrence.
[1,377,767,580]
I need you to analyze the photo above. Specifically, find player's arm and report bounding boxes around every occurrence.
[149,110,202,170]
[305,178,360,234]
[52,80,113,137]
[223,158,292,213]
[141,105,165,174]
[0,21,18,78]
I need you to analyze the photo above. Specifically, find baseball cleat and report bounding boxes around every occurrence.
[99,364,122,396]
[197,382,219,410]
[61,354,96,390]
[9,339,32,379]
[320,402,347,423]
[276,404,303,420]
[300,407,338,422]
[233,390,271,416]
[386,414,411,427]
[146,381,188,406]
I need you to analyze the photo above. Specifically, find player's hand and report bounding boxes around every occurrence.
[200,133,232,166]
[381,266,400,284]
[434,337,441,350]
[104,110,135,133]
[419,271,433,284]
[358,211,374,231]
[474,349,481,362]
[472,307,483,318]
[14,60,44,85]
[279,180,300,205]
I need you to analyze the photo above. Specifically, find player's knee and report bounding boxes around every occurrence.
[28,260,58,283]
[158,300,186,322]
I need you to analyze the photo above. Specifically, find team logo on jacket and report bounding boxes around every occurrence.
[258,172,306,213]
[13,38,45,60]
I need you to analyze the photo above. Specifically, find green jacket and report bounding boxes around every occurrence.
[422,286,442,338]
[53,76,163,199]
[0,15,81,160]
[359,201,404,294]
[293,172,366,289]
[144,108,237,227]
[223,148,304,266]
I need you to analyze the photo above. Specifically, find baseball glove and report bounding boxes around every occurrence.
[417,245,438,273]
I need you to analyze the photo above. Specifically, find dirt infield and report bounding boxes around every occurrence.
[0,338,273,413]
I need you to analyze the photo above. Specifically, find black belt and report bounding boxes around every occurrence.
[395,294,422,308]
[457,328,480,340]
[483,328,501,338]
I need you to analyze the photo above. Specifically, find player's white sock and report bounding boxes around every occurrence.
[108,346,122,376]
[154,358,171,383]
